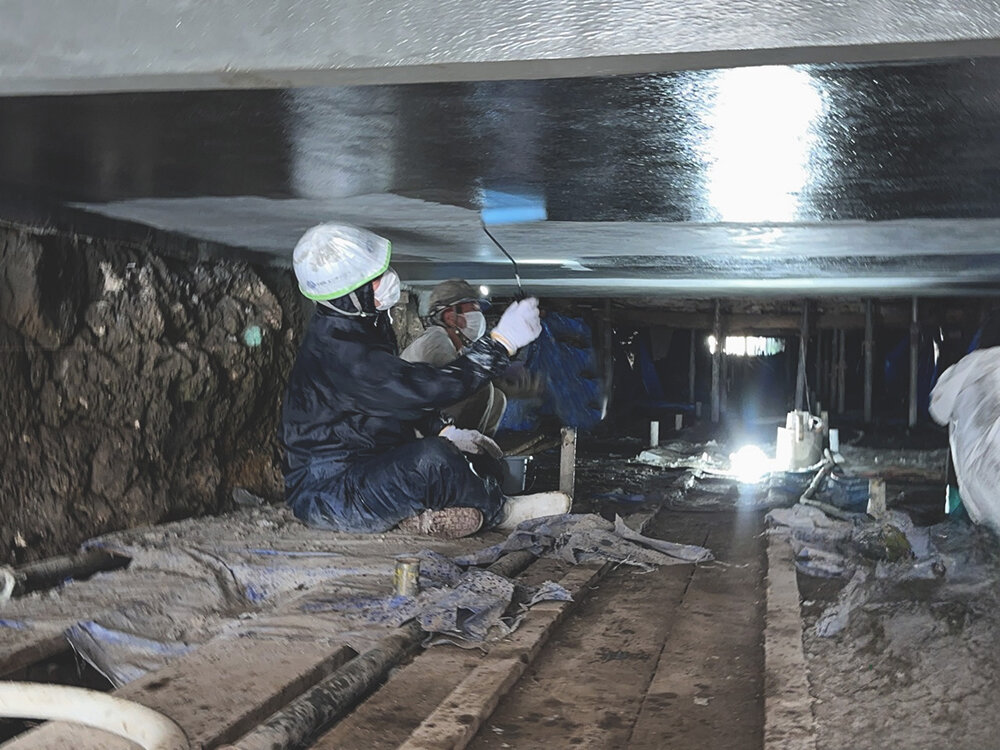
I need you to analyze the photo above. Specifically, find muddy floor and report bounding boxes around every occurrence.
[489,427,1000,750]
[467,505,766,750]
[7,418,994,750]
[799,516,1000,750]
[317,434,770,749]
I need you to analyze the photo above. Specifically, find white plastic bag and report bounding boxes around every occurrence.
[930,347,1000,535]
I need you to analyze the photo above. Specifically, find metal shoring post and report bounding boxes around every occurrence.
[909,297,919,428]
[689,328,696,406]
[711,300,721,423]
[864,299,874,424]
[795,302,809,412]
[837,329,846,414]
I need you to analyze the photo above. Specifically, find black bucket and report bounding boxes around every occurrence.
[501,455,532,494]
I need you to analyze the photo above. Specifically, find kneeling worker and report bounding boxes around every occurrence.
[401,279,507,436]
[280,224,570,538]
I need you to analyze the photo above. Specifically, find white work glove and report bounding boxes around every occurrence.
[490,297,542,355]
[439,425,504,459]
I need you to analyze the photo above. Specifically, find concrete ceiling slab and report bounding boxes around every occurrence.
[2,0,999,95]
[5,57,1000,297]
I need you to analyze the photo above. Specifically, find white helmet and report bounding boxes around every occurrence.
[292,223,391,301]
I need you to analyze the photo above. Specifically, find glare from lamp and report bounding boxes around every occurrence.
[729,444,772,483]
[693,66,827,222]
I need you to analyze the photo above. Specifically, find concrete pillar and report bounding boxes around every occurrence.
[909,297,919,428]
[711,300,721,423]
[795,302,809,412]
[864,299,874,424]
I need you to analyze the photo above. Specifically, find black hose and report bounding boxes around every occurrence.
[0,549,130,599]
[220,549,538,750]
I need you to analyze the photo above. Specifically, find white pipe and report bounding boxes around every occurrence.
[0,682,189,750]
[0,568,15,602]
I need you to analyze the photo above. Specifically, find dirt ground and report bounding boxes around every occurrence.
[800,514,1000,750]
[538,430,1000,750]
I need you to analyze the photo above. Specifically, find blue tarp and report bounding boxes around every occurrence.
[499,312,604,432]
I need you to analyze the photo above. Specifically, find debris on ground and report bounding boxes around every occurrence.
[748,436,1000,749]
[453,513,713,571]
[0,503,713,683]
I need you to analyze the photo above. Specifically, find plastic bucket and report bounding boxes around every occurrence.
[501,455,532,494]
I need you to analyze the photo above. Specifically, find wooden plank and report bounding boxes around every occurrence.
[4,636,356,749]
[616,306,968,333]
[763,530,817,750]
[467,543,701,749]
[463,508,759,750]
[397,562,608,750]
[626,510,766,749]
[314,557,573,750]
[559,428,577,498]
[0,628,69,679]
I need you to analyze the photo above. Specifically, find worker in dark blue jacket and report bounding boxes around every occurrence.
[280,223,570,538]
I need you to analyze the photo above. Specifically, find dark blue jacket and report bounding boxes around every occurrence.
[280,295,510,520]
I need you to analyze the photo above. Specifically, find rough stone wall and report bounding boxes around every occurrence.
[0,223,302,564]
[391,289,425,351]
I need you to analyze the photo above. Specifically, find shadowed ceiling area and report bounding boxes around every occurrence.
[3,57,1000,296]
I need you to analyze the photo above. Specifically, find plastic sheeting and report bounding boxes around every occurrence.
[930,347,1000,535]
[0,507,709,686]
[0,507,494,686]
[454,513,713,572]
[300,549,571,648]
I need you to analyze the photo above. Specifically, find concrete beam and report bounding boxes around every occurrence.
[3,0,1000,95]
[67,198,1000,298]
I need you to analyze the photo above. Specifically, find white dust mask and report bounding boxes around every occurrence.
[460,310,487,341]
[374,268,401,311]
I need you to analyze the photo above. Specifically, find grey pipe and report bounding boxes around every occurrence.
[798,451,854,521]
[220,549,537,750]
[0,549,129,601]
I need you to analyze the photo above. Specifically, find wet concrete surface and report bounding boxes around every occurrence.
[1,57,1000,220]
[0,90,294,203]
[5,57,1000,294]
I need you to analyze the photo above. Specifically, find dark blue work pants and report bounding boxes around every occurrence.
[290,437,505,533]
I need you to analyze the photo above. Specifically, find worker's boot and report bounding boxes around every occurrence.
[496,491,572,531]
[395,507,484,538]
